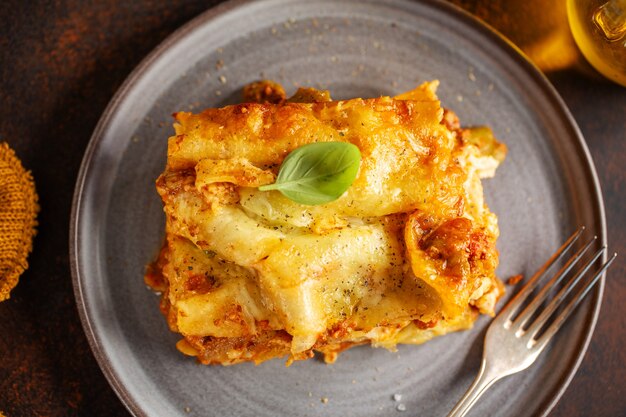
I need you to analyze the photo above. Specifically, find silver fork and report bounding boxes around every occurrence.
[447,227,617,417]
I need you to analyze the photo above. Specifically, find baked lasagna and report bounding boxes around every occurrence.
[146,80,506,365]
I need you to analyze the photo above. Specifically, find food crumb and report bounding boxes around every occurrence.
[507,274,524,285]
[456,95,464,102]
[488,83,494,91]
[321,397,329,404]
[219,75,227,84]
[393,393,402,402]
[352,379,356,384]
[271,27,278,35]
[184,406,191,413]
[468,69,476,82]
[308,392,312,397]
[215,59,224,70]
[215,90,222,96]
[397,403,406,412]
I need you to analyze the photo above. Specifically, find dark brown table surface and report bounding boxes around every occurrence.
[0,1,624,416]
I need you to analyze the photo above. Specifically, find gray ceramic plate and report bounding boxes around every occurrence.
[70,1,606,416]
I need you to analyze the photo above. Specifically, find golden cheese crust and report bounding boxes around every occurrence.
[147,81,506,365]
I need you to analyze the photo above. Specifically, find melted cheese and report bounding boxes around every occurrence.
[148,81,505,365]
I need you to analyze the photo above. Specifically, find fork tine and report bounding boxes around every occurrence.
[524,245,605,340]
[500,227,584,321]
[532,252,616,350]
[513,236,597,333]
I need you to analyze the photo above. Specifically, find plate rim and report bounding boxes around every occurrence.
[69,1,607,416]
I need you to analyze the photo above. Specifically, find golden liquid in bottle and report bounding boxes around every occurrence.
[567,0,626,86]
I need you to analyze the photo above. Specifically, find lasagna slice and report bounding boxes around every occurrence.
[146,81,506,365]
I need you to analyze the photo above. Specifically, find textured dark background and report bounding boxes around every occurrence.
[0,1,624,416]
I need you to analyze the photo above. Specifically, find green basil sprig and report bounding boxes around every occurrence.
[258,141,361,205]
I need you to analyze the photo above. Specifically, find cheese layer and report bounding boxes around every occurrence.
[146,81,506,365]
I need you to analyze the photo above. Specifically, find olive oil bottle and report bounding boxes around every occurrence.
[568,0,626,86]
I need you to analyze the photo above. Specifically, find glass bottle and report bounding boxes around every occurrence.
[567,0,626,86]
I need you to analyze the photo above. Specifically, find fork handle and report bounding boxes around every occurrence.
[446,359,501,417]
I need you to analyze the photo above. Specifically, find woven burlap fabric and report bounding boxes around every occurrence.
[0,142,38,301]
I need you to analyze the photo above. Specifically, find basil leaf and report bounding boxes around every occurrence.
[259,142,361,205]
